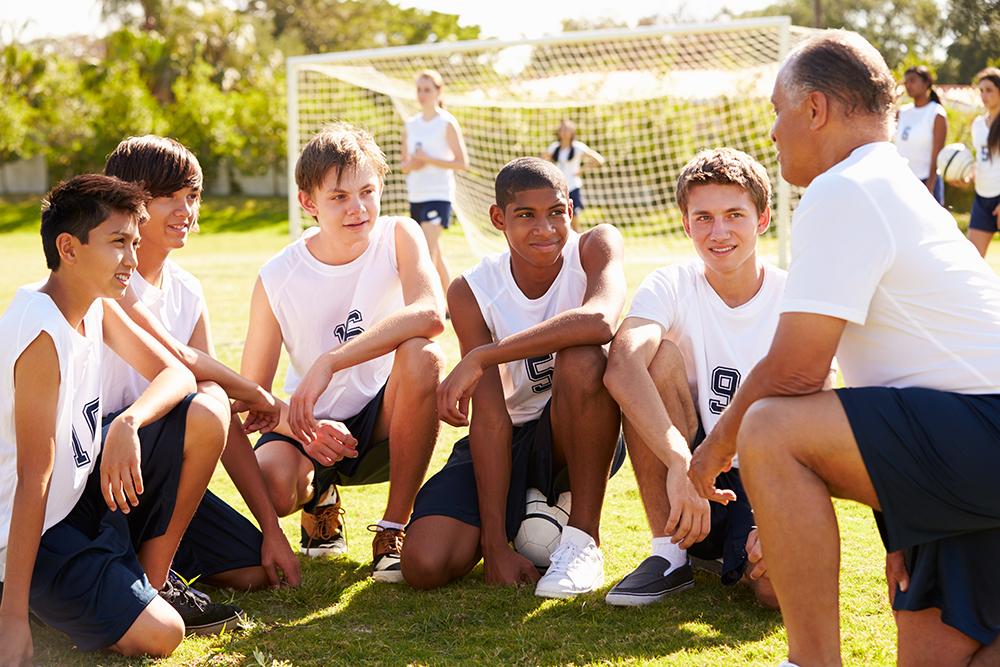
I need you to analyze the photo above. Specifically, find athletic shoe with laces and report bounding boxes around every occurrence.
[369,524,405,583]
[300,485,347,557]
[534,526,604,599]
[158,573,243,635]
[604,556,694,606]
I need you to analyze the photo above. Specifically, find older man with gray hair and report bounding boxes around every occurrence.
[688,30,1000,667]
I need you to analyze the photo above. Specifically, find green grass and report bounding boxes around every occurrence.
[1,196,999,666]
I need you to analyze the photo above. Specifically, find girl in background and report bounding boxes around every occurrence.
[544,119,606,232]
[894,65,948,205]
[968,67,1000,257]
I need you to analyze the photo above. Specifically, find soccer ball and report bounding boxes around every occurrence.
[513,488,571,568]
[937,143,975,185]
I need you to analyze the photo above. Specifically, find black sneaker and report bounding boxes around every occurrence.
[604,556,694,606]
[300,487,348,557]
[159,574,243,635]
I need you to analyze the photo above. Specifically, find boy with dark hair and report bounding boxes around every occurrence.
[0,175,236,664]
[402,157,627,598]
[104,135,300,592]
[603,148,786,607]
[244,123,445,583]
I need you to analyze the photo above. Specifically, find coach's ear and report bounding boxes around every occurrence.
[807,90,829,130]
[756,206,772,235]
[489,203,505,231]
[297,189,319,218]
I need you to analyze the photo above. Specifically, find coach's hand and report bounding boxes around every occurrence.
[0,613,32,667]
[101,416,144,514]
[885,549,909,605]
[688,432,737,505]
[664,464,711,549]
[290,356,336,442]
[745,528,767,581]
[302,420,358,467]
[484,545,541,586]
[437,353,484,427]
[261,525,301,588]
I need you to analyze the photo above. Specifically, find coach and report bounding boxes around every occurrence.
[688,30,1000,667]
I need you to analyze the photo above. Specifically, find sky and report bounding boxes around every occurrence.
[0,0,776,42]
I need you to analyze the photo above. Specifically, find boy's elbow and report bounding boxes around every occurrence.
[587,312,615,344]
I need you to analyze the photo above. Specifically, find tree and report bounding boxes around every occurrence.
[937,0,1000,83]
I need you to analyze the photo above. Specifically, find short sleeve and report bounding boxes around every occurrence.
[781,175,895,325]
[627,267,679,331]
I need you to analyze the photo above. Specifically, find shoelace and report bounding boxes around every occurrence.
[367,525,405,556]
[547,541,581,573]
[313,503,347,541]
[163,577,208,612]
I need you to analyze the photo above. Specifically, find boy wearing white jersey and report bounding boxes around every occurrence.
[102,135,300,592]
[402,157,627,599]
[604,149,783,608]
[0,175,237,664]
[244,124,445,583]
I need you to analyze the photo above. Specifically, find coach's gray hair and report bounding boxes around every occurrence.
[782,30,895,119]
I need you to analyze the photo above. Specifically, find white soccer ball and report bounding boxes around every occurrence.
[937,142,975,185]
[513,488,571,568]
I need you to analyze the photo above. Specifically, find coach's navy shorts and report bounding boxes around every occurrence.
[255,385,389,513]
[568,187,586,213]
[969,193,1000,233]
[409,200,452,229]
[409,400,626,541]
[837,386,1000,644]
[684,425,754,585]
[15,395,195,651]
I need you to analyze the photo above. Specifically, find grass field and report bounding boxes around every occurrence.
[1,196,997,666]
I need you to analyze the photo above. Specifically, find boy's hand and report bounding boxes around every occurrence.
[0,613,33,667]
[302,420,358,466]
[101,416,144,513]
[260,525,301,588]
[664,464,711,549]
[437,353,485,426]
[289,356,335,442]
[745,528,767,581]
[885,549,909,605]
[233,386,280,434]
[483,545,541,586]
[688,431,737,505]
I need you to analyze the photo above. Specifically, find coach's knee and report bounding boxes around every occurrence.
[556,345,608,398]
[737,398,794,471]
[396,337,444,392]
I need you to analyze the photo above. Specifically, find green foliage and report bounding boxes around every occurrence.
[937,0,1000,83]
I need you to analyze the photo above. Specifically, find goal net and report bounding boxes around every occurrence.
[287,17,813,265]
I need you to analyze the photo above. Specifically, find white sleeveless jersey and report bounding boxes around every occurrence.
[893,102,946,180]
[972,115,1000,197]
[259,218,405,421]
[405,109,457,203]
[0,287,104,579]
[102,260,206,416]
[464,233,587,425]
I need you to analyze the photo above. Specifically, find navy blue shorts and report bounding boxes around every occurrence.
[970,193,1000,233]
[837,387,1000,644]
[931,176,944,206]
[409,201,452,229]
[14,396,195,651]
[569,187,586,213]
[255,385,389,513]
[409,400,626,541]
[173,489,263,581]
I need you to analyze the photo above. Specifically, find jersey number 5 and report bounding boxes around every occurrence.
[71,398,101,468]
[708,367,741,415]
[525,354,555,394]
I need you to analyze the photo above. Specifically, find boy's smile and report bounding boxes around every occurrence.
[492,187,573,269]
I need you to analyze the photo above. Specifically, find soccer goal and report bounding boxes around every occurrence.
[287,17,812,265]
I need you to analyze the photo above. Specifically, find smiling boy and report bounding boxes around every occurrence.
[402,157,626,598]
[603,149,784,608]
[243,123,445,583]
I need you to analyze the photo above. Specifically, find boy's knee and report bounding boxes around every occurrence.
[396,337,444,387]
[401,541,456,590]
[751,576,780,610]
[114,607,184,657]
[196,380,230,411]
[555,345,607,392]
[186,392,229,454]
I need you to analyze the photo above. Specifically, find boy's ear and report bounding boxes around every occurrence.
[55,232,80,266]
[297,189,319,218]
[680,214,692,239]
[489,203,505,231]
[756,206,772,235]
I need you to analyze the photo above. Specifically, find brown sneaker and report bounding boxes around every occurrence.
[300,487,347,557]
[369,525,405,583]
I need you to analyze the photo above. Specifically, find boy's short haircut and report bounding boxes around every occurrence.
[675,148,772,217]
[295,122,389,195]
[41,174,150,270]
[104,135,203,198]
[495,157,568,210]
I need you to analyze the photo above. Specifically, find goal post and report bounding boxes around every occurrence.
[287,17,809,265]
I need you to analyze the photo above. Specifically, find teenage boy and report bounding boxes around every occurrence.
[603,148,789,608]
[0,175,237,664]
[402,157,627,599]
[243,123,445,583]
[103,135,300,591]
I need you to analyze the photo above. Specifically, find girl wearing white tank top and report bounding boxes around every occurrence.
[402,69,469,305]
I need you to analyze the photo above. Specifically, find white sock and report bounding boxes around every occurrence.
[778,662,801,667]
[376,519,406,532]
[560,525,596,549]
[651,536,687,572]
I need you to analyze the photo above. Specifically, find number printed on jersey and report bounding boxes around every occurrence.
[525,354,555,394]
[708,367,741,415]
[71,397,101,468]
[334,309,364,343]
[901,126,911,141]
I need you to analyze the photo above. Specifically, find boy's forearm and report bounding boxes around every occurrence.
[187,348,269,404]
[325,302,443,374]
[469,420,514,554]
[1,478,50,616]
[473,308,614,369]
[121,366,196,427]
[611,366,691,469]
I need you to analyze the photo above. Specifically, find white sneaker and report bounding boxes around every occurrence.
[534,526,604,599]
